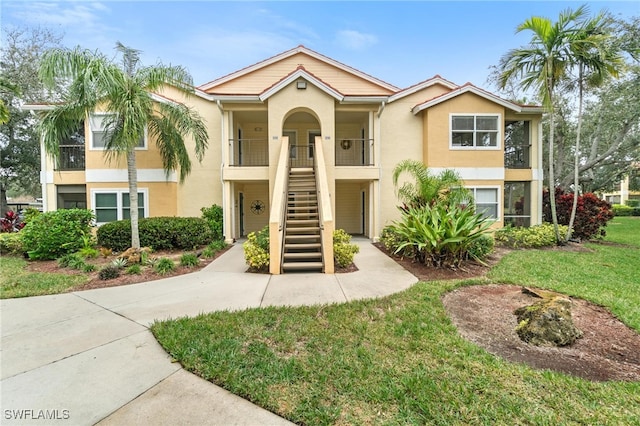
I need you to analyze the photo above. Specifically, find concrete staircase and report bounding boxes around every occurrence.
[282,167,323,272]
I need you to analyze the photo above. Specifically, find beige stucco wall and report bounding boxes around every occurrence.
[234,181,270,236]
[335,181,368,234]
[87,181,178,217]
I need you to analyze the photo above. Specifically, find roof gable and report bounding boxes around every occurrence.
[411,83,542,114]
[259,66,344,101]
[198,45,399,96]
[388,75,457,103]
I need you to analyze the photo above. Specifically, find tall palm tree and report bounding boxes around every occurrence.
[38,43,208,249]
[498,6,589,244]
[392,159,469,209]
[565,13,624,241]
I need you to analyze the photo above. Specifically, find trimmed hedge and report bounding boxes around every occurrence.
[612,204,640,216]
[97,217,214,251]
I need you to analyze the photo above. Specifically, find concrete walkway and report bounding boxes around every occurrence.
[1,239,417,425]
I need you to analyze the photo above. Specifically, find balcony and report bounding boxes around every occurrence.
[229,139,269,166]
[504,144,530,169]
[335,138,374,166]
[57,145,85,171]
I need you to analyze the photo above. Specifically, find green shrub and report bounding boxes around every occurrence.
[201,247,215,258]
[467,233,495,261]
[126,264,142,275]
[379,225,411,256]
[495,223,570,249]
[208,239,228,251]
[97,217,214,251]
[20,209,94,260]
[0,233,23,254]
[98,265,120,280]
[612,204,633,216]
[626,199,640,207]
[155,258,176,275]
[58,253,86,270]
[243,226,270,271]
[78,247,100,259]
[201,204,224,241]
[390,203,492,268]
[333,229,360,268]
[82,263,96,273]
[180,253,199,267]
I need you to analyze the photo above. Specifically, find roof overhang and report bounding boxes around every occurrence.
[389,76,458,103]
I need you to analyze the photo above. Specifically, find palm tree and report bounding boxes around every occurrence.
[0,76,20,124]
[38,42,208,249]
[565,12,624,241]
[498,6,589,244]
[392,159,469,209]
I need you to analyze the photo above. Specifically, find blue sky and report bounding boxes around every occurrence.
[2,1,638,90]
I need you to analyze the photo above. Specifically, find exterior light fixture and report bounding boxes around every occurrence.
[296,80,307,89]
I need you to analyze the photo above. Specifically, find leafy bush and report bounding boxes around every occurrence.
[495,223,570,248]
[0,210,25,232]
[379,225,411,257]
[58,253,86,270]
[111,258,128,269]
[389,203,492,268]
[155,258,176,275]
[333,229,360,268]
[126,264,142,275]
[467,233,495,261]
[243,226,270,271]
[97,217,213,251]
[0,233,23,254]
[98,265,120,280]
[612,204,633,216]
[543,189,614,240]
[626,199,640,207]
[180,253,199,267]
[21,209,94,260]
[201,204,224,241]
[82,263,96,273]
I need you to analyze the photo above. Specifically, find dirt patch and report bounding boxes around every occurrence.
[442,285,640,382]
[25,246,230,291]
[376,243,640,382]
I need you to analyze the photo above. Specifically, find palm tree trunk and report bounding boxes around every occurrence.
[127,148,140,249]
[546,85,561,244]
[566,67,584,242]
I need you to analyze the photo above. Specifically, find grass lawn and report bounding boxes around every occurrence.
[0,256,90,298]
[152,217,640,425]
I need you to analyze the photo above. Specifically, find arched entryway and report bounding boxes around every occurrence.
[282,110,321,168]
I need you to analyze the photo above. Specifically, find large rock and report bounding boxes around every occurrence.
[514,289,583,347]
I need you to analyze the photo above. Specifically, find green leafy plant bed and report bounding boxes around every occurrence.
[0,243,230,298]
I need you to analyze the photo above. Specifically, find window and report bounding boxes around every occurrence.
[504,182,531,227]
[468,187,499,219]
[451,114,500,148]
[89,114,146,150]
[93,190,147,223]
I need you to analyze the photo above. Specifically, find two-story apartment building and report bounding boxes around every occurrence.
[34,45,544,274]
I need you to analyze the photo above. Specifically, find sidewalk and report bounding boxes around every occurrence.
[1,239,417,425]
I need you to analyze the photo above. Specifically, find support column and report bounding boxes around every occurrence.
[223,180,234,243]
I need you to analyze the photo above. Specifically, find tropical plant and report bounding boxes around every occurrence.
[390,203,492,268]
[154,258,176,275]
[38,42,208,249]
[98,265,120,280]
[0,210,25,232]
[243,226,269,271]
[543,188,613,240]
[333,229,359,268]
[111,257,128,269]
[564,12,624,241]
[126,264,142,275]
[392,160,469,209]
[498,5,591,243]
[201,204,224,241]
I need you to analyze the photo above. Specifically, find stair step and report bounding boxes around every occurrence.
[287,219,319,225]
[284,242,321,250]
[283,252,322,259]
[282,262,323,271]
[286,227,320,234]
[287,212,318,217]
[290,167,314,173]
[285,234,321,241]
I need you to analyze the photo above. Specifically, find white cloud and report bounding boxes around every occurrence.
[10,2,110,29]
[335,30,377,50]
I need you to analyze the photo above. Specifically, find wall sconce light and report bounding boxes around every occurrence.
[254,127,262,132]
[296,80,307,90]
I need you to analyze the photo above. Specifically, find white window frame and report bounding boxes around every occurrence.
[467,186,500,220]
[450,113,501,150]
[89,113,147,151]
[91,188,149,224]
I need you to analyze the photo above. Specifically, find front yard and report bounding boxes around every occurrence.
[151,217,640,425]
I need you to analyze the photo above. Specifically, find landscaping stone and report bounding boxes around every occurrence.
[514,288,583,347]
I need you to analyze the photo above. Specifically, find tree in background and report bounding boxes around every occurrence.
[38,42,208,249]
[0,28,63,212]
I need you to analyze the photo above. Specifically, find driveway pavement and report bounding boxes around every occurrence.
[1,239,417,425]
